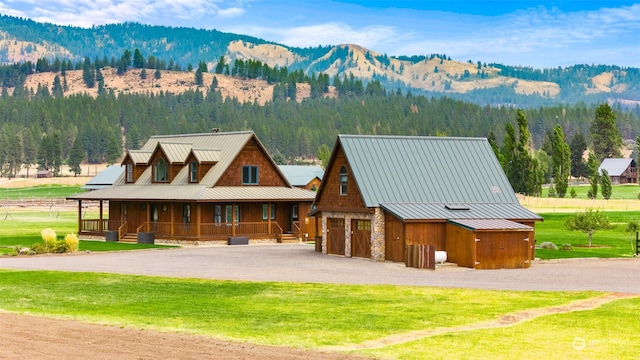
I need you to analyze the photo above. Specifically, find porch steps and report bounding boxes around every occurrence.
[278,234,300,244]
[118,234,138,243]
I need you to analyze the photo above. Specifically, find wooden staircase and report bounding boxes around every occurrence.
[278,233,300,243]
[119,233,138,243]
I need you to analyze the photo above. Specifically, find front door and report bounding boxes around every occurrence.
[351,219,371,258]
[327,218,345,255]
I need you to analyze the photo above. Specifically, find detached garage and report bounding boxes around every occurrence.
[446,219,534,270]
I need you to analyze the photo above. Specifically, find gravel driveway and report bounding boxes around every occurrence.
[2,243,640,293]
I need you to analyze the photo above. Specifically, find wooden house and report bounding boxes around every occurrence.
[69,131,317,244]
[278,165,324,191]
[311,135,542,269]
[598,158,637,184]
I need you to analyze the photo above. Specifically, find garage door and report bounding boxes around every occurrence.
[475,232,530,269]
[351,219,371,258]
[327,218,345,255]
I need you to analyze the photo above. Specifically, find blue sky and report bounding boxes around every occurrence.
[1,1,639,68]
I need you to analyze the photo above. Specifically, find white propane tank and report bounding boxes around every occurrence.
[435,251,447,264]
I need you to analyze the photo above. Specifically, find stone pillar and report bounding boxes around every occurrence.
[370,207,386,261]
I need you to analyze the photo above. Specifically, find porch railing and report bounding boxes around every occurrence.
[292,221,301,240]
[81,219,283,239]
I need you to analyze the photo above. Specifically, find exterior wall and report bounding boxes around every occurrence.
[405,222,446,250]
[320,208,384,261]
[305,178,321,191]
[314,145,367,210]
[445,222,475,268]
[384,213,405,262]
[216,138,287,186]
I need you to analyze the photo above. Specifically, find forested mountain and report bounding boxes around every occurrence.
[2,15,640,107]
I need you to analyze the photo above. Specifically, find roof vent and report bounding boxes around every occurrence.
[212,128,220,133]
[445,204,470,211]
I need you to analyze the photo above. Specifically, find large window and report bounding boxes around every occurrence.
[242,165,259,185]
[154,158,168,182]
[262,203,276,220]
[214,205,222,224]
[339,166,348,195]
[189,161,198,183]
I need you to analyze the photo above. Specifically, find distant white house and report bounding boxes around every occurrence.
[598,158,637,185]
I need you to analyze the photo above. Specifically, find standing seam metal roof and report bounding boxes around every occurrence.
[339,135,518,207]
[598,158,635,177]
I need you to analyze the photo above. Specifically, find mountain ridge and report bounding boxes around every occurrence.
[1,15,639,106]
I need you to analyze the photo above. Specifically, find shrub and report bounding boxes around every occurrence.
[41,228,57,252]
[570,188,577,198]
[547,186,557,198]
[560,243,573,251]
[539,241,558,250]
[65,233,79,253]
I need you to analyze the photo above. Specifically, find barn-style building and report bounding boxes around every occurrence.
[311,135,542,269]
[69,131,317,244]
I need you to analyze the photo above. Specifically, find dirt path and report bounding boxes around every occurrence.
[0,312,368,360]
[326,292,638,351]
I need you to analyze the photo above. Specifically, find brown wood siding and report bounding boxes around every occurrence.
[134,164,146,182]
[405,222,446,250]
[315,145,367,211]
[445,222,475,268]
[305,178,321,191]
[475,231,531,270]
[385,213,405,262]
[125,202,147,234]
[200,163,214,182]
[216,138,287,186]
[298,203,315,239]
[108,201,122,231]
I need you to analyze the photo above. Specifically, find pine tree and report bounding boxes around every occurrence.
[551,124,571,198]
[587,151,599,199]
[82,57,95,88]
[590,103,623,162]
[133,48,145,68]
[569,131,588,178]
[601,169,612,200]
[68,136,85,176]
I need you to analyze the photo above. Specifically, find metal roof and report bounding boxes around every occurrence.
[381,203,542,221]
[157,142,193,164]
[598,158,636,177]
[447,219,533,231]
[82,165,125,190]
[69,185,316,202]
[128,151,152,165]
[339,135,518,207]
[192,149,221,163]
[278,165,324,186]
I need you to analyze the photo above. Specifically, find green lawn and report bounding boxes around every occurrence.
[534,211,640,259]
[0,184,83,199]
[0,210,169,254]
[0,270,601,350]
[541,183,640,200]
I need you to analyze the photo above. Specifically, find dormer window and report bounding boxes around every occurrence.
[242,165,258,185]
[126,162,133,183]
[189,161,198,183]
[339,166,348,195]
[154,158,168,182]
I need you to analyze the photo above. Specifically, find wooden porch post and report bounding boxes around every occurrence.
[99,200,104,233]
[267,203,272,234]
[232,204,237,236]
[170,203,175,236]
[77,200,82,233]
[196,203,201,238]
[146,202,150,232]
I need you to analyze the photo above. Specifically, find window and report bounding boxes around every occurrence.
[189,161,198,182]
[339,166,348,195]
[154,158,168,182]
[242,165,259,185]
[226,205,233,223]
[214,205,222,224]
[292,204,298,220]
[262,203,276,220]
[151,204,159,222]
[126,162,133,183]
[183,204,191,223]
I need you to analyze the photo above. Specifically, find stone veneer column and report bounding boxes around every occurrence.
[370,207,386,261]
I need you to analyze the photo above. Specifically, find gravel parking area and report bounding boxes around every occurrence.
[2,243,640,293]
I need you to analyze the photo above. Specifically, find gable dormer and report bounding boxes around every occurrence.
[121,150,152,184]
[149,142,192,183]
[186,149,221,183]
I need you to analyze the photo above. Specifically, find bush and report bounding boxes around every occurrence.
[570,188,577,198]
[539,241,558,250]
[41,228,57,252]
[560,243,573,251]
[65,233,79,253]
[547,186,557,198]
